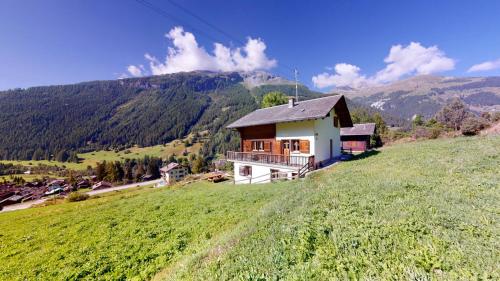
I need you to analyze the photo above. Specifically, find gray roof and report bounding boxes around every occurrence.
[160,162,180,173]
[227,95,352,128]
[340,123,376,136]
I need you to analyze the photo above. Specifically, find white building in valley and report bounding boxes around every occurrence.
[159,162,188,185]
[226,95,353,184]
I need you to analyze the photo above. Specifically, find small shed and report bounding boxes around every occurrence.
[91,181,112,190]
[340,123,376,152]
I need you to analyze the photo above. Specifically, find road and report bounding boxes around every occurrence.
[0,179,162,213]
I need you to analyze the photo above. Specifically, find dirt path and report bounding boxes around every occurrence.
[1,179,161,213]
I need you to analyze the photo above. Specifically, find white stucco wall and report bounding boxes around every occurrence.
[276,120,315,157]
[314,109,341,162]
[233,162,297,184]
[274,109,341,164]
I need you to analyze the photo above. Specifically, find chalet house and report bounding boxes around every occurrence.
[226,95,352,184]
[340,123,376,152]
[160,163,188,185]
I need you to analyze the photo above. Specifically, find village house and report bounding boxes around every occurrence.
[226,95,353,184]
[160,163,188,185]
[340,123,376,152]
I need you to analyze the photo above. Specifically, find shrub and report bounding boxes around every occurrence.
[492,112,500,122]
[413,127,431,139]
[383,129,411,142]
[429,126,443,139]
[66,192,89,202]
[461,117,487,136]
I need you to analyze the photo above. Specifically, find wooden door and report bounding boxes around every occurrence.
[282,140,290,164]
[283,140,290,156]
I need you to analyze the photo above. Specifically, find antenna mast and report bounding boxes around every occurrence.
[294,69,299,102]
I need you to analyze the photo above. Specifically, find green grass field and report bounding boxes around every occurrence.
[0,173,58,181]
[0,138,202,171]
[0,136,498,280]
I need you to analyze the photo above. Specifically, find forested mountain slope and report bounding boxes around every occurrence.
[0,71,324,160]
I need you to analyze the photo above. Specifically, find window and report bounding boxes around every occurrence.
[270,169,279,180]
[292,140,300,152]
[283,140,290,150]
[239,165,252,176]
[333,116,339,128]
[252,141,264,151]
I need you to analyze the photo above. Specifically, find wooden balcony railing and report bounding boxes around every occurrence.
[226,151,314,168]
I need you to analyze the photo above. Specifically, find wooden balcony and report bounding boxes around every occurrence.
[226,151,314,169]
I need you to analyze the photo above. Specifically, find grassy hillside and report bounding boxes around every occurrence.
[0,136,498,280]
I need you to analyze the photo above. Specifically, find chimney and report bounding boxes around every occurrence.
[288,96,296,108]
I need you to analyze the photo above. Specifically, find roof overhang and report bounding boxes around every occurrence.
[227,95,353,129]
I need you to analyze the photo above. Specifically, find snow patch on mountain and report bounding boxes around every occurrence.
[371,99,389,111]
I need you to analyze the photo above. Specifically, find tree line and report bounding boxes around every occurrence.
[94,156,163,183]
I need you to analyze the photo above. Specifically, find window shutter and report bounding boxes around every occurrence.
[243,140,252,152]
[274,141,281,154]
[299,140,310,154]
[263,141,271,152]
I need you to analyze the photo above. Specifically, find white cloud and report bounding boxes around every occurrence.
[312,63,368,88]
[127,65,145,77]
[129,26,277,76]
[468,58,500,72]
[373,42,455,83]
[312,42,455,89]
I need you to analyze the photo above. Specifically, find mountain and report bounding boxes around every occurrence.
[336,75,500,120]
[0,71,325,161]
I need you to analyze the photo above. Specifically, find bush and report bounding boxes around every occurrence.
[461,117,487,136]
[492,112,500,122]
[413,127,431,139]
[66,192,89,202]
[383,129,410,142]
[429,126,443,139]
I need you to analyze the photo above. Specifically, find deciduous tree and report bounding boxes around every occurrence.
[435,98,472,130]
[261,91,288,108]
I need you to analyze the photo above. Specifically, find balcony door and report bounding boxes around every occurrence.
[282,140,290,156]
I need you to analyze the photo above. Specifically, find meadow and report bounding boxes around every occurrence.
[0,136,498,280]
[0,138,202,172]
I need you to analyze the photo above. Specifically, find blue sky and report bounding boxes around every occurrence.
[1,0,500,91]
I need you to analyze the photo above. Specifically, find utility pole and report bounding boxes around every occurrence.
[294,69,299,102]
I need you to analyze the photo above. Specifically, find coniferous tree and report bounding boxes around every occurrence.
[55,150,69,162]
[32,148,44,161]
[96,161,107,181]
[135,160,145,182]
[105,161,118,182]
